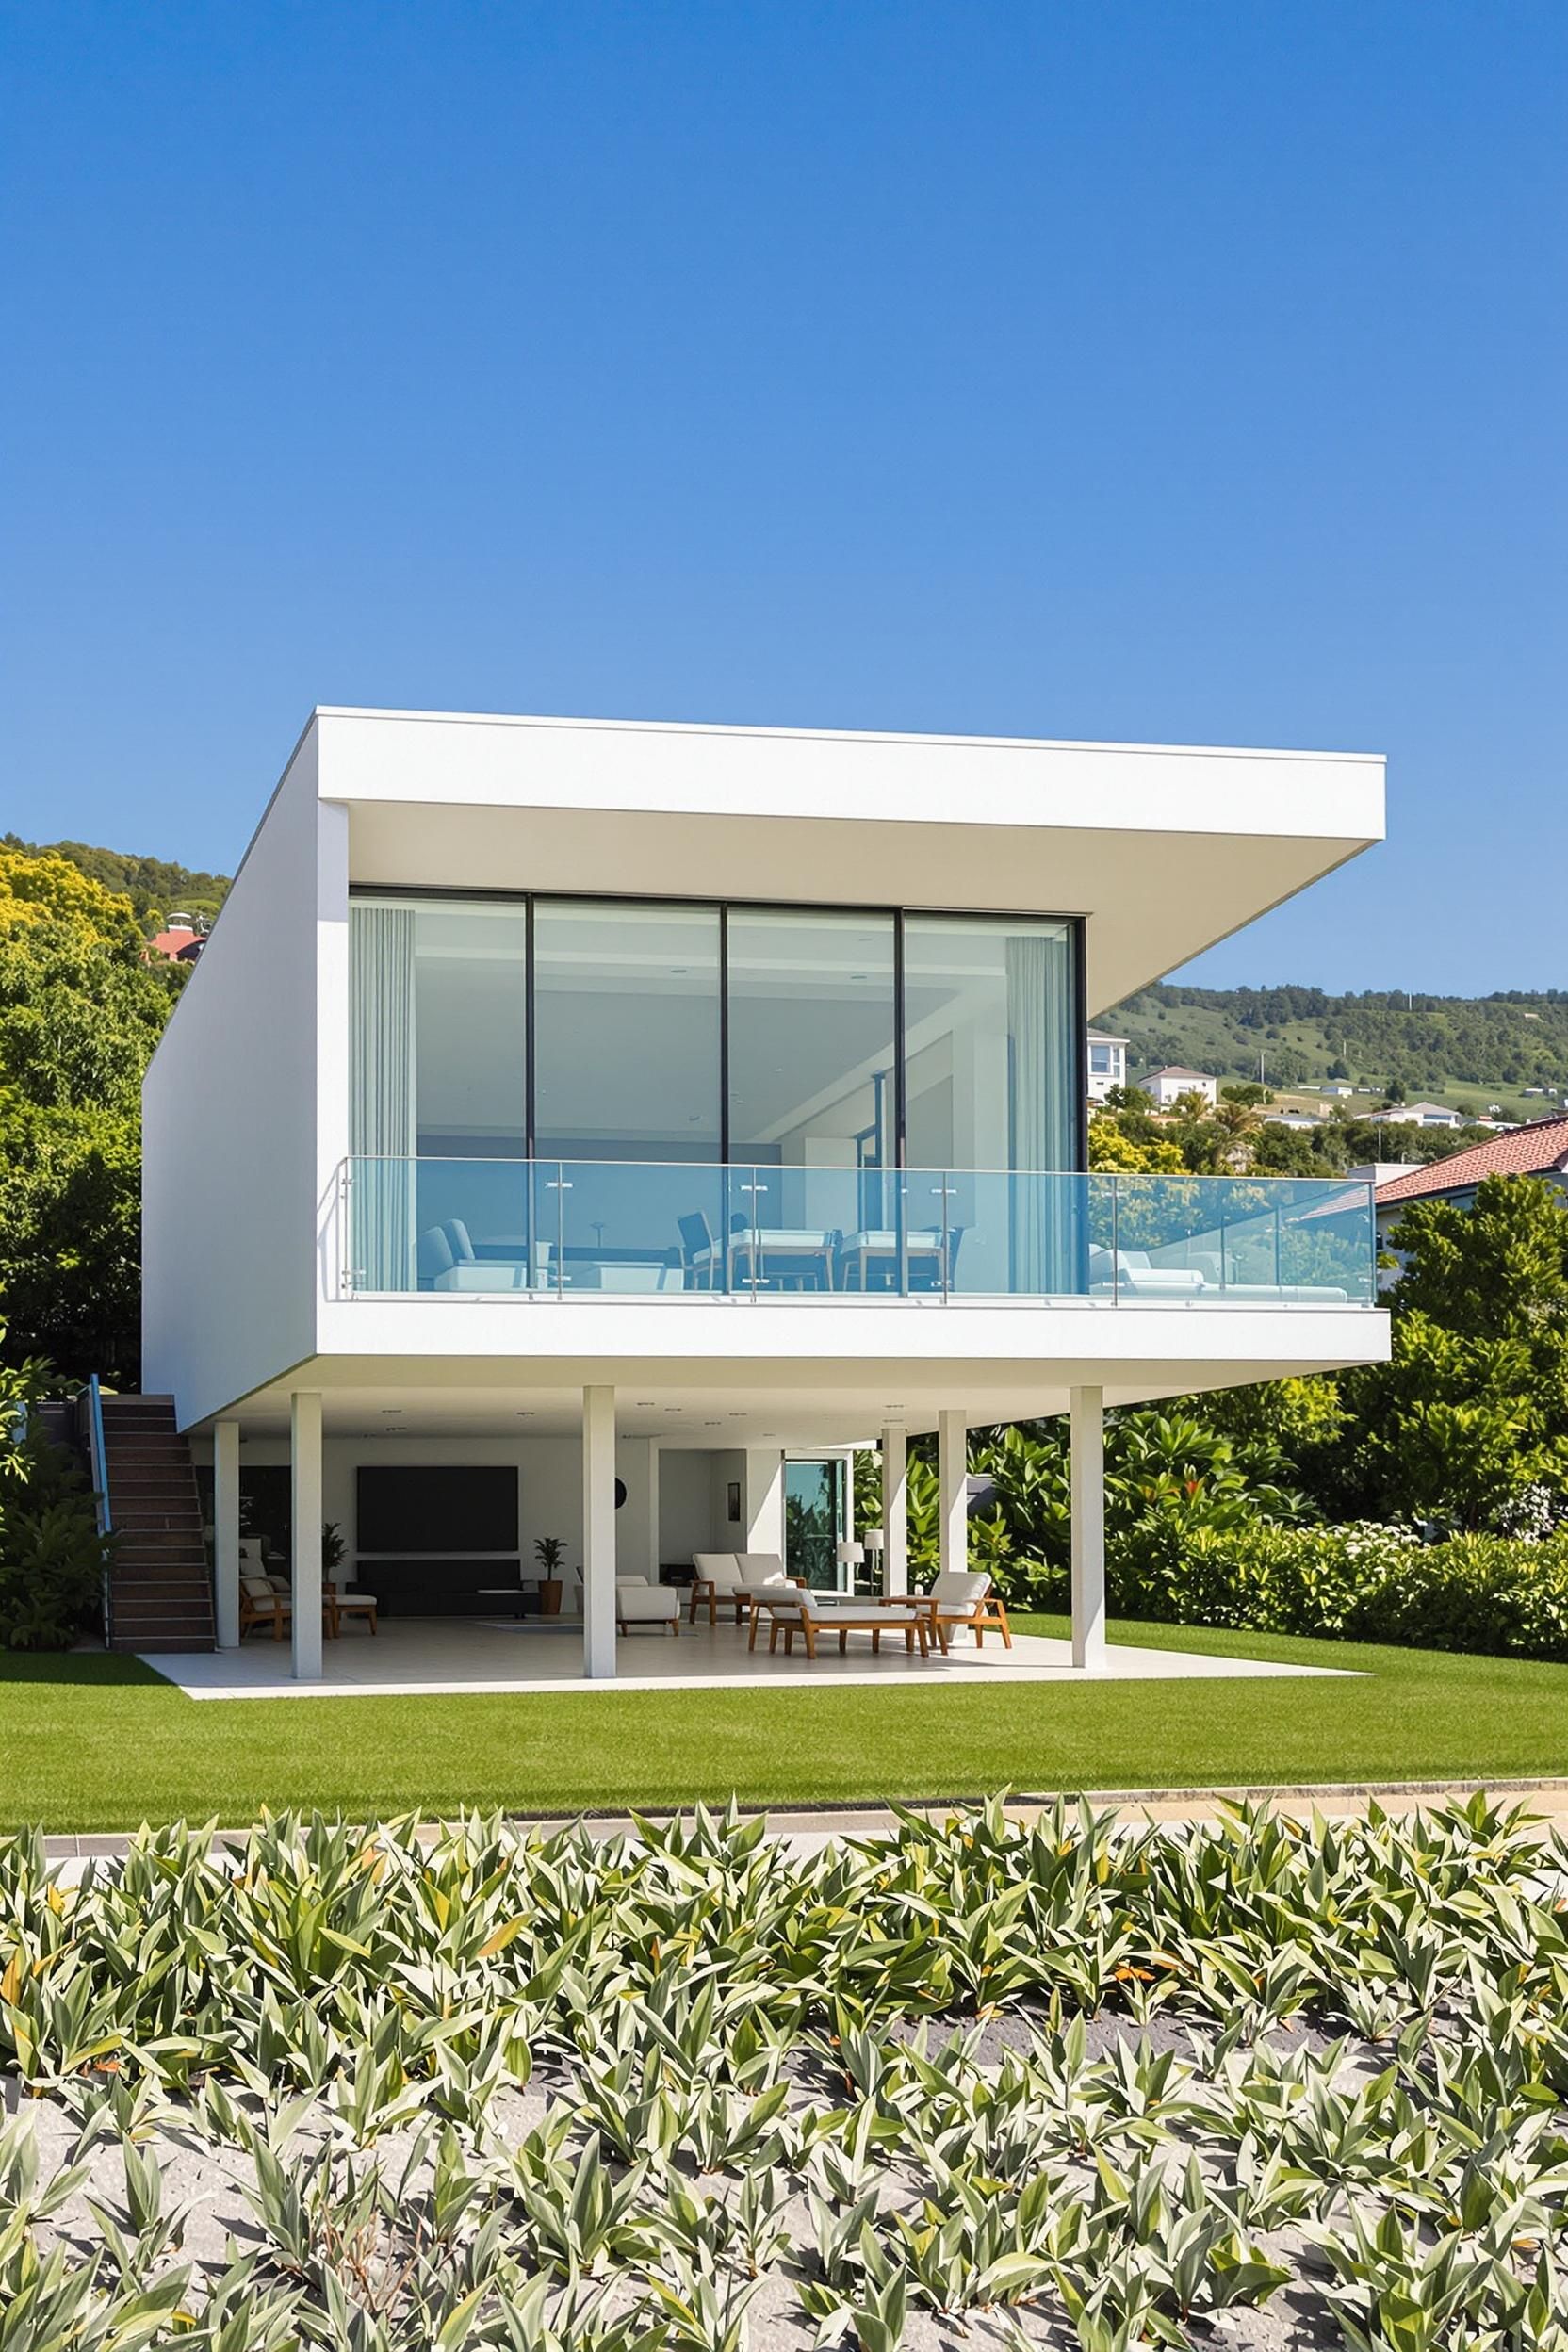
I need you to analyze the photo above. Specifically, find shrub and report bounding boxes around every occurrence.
[0,1428,111,1649]
[1098,1517,1568,1662]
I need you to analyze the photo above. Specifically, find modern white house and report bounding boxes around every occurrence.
[1369,1101,1467,1130]
[1142,1065,1221,1110]
[1086,1030,1129,1103]
[140,709,1390,1683]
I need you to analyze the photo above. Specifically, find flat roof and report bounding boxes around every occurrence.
[248,706,1389,1018]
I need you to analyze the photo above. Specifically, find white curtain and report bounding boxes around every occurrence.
[350,905,416,1290]
[1005,927,1077,1293]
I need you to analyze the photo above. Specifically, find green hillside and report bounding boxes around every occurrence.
[0,833,231,935]
[1102,983,1568,1123]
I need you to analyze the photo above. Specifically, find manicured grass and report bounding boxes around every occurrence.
[3,1617,1567,1831]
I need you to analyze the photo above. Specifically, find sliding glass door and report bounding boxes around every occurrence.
[784,1458,848,1590]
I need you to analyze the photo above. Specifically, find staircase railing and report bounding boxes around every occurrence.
[82,1374,113,1647]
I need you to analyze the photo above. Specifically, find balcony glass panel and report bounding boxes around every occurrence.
[350,1158,1374,1305]
[1104,1175,1377,1305]
[534,901,721,1160]
[727,908,897,1172]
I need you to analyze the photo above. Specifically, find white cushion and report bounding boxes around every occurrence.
[737,1553,788,1586]
[930,1571,990,1607]
[693,1552,745,1591]
[616,1584,678,1623]
[241,1575,279,1600]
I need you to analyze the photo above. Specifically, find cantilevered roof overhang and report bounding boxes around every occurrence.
[306,708,1385,1017]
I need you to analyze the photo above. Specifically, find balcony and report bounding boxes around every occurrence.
[342,1160,1377,1308]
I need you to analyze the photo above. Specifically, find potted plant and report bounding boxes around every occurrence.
[533,1535,567,1616]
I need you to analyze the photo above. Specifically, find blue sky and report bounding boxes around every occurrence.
[4,2,1563,993]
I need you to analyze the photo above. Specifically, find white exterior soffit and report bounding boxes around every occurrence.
[206,1316,1390,1444]
[302,708,1384,1018]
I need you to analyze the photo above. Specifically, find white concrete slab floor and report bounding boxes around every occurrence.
[137,1615,1357,1702]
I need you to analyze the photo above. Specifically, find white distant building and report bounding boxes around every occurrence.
[1086,1030,1129,1102]
[1370,1101,1466,1130]
[1144,1065,1219,1110]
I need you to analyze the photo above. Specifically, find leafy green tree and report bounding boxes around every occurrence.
[1339,1174,1568,1529]
[0,851,176,1382]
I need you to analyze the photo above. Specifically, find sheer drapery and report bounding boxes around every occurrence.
[1005,927,1078,1292]
[350,905,416,1289]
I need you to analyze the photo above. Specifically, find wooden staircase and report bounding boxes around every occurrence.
[100,1394,216,1653]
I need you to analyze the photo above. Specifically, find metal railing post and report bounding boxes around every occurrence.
[84,1373,112,1648]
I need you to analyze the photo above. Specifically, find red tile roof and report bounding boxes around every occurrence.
[1375,1115,1568,1206]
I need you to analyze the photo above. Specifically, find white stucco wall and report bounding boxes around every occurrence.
[142,735,335,1424]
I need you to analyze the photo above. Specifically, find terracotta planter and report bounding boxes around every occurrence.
[537,1579,564,1617]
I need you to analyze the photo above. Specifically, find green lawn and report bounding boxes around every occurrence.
[3,1616,1567,1832]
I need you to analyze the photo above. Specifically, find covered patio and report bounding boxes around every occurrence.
[139,1611,1353,1700]
[189,1316,1385,1687]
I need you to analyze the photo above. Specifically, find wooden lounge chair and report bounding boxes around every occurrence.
[926,1570,1012,1650]
[325,1581,379,1636]
[239,1573,291,1641]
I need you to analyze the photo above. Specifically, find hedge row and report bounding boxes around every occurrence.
[997,1522,1568,1663]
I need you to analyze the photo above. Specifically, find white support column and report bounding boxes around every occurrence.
[1070,1384,1106,1669]
[581,1385,617,1680]
[938,1410,968,1581]
[882,1423,907,1596]
[743,1449,786,1558]
[213,1416,241,1649]
[290,1390,323,1682]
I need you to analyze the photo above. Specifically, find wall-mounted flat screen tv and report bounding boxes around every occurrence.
[356,1467,518,1556]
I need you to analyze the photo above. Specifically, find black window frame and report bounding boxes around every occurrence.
[350,888,1089,1175]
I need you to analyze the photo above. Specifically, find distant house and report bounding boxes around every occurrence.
[1264,1111,1324,1132]
[1321,1082,1356,1099]
[1144,1065,1219,1110]
[1372,1115,1568,1254]
[1369,1101,1466,1130]
[148,912,206,963]
[1086,1030,1129,1103]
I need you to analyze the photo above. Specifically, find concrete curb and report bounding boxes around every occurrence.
[28,1778,1568,1861]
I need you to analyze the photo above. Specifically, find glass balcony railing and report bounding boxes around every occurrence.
[343,1159,1377,1307]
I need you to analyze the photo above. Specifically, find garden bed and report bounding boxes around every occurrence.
[4,1796,1567,2346]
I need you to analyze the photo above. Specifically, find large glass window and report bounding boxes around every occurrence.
[903,914,1077,1172]
[351,899,529,1289]
[533,901,721,1158]
[727,908,898,1260]
[727,909,896,1167]
[533,901,722,1287]
[903,915,1079,1295]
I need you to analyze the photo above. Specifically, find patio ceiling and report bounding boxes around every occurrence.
[216,1345,1374,1443]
